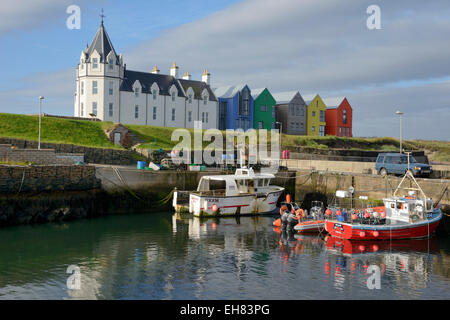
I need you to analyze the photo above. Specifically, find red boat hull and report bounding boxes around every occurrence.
[325,214,442,240]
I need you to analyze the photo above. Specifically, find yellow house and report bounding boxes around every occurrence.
[303,94,327,136]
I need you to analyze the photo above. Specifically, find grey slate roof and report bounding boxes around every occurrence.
[178,79,217,102]
[120,70,185,97]
[85,23,118,63]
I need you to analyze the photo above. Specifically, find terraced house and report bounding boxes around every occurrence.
[323,97,353,137]
[214,85,254,131]
[73,21,218,129]
[303,94,327,136]
[272,91,307,135]
[251,88,276,130]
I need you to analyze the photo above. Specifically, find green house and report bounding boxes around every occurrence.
[252,88,276,130]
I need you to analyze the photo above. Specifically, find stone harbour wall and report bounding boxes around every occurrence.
[0,138,138,165]
[0,165,101,193]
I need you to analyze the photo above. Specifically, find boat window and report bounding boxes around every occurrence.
[209,180,226,191]
[396,202,402,209]
[391,203,395,209]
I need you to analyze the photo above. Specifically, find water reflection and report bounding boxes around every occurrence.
[0,212,448,299]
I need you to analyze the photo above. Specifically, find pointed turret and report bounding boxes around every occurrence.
[85,22,118,63]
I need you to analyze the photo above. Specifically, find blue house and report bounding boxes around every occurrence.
[213,85,254,130]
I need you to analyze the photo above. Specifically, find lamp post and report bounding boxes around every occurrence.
[38,96,44,150]
[276,121,282,166]
[395,111,404,154]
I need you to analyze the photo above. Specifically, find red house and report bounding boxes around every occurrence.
[323,97,353,137]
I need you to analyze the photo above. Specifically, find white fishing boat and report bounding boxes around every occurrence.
[173,168,284,217]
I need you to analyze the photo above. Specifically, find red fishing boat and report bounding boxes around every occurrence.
[325,166,443,240]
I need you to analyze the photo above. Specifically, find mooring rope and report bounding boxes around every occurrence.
[16,168,26,195]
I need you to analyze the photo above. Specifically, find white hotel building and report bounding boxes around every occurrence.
[74,21,218,129]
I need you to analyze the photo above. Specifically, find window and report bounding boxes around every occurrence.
[319,125,325,136]
[296,105,300,115]
[296,122,299,129]
[92,102,97,116]
[239,88,250,116]
[203,95,208,105]
[81,81,84,95]
[92,81,98,94]
[320,110,325,122]
[347,127,350,136]
[135,87,139,97]
[172,108,175,121]
[206,112,209,123]
[258,121,263,129]
[300,107,304,116]
[236,119,240,129]
[172,91,176,102]
[312,126,315,132]
[135,105,139,119]
[108,58,113,70]
[153,107,157,120]
[290,122,294,129]
[312,111,315,117]
[260,105,267,112]
[189,94,192,104]
[109,81,113,95]
[290,104,294,116]
[153,89,157,100]
[272,122,276,129]
[80,103,84,116]
[92,58,98,69]
[301,122,304,130]
[343,109,347,124]
[272,108,276,119]
[188,111,192,122]
[202,112,205,123]
[109,103,113,117]
[247,120,250,130]
[339,127,342,136]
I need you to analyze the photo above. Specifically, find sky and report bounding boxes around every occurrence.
[0,0,449,140]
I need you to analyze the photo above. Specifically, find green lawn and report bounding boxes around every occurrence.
[0,113,121,149]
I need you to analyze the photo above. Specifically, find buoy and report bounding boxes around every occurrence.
[364,211,370,219]
[336,210,342,216]
[280,205,288,215]
[372,244,379,252]
[286,194,291,203]
[325,209,332,216]
[380,211,386,218]
[324,262,331,274]
[351,213,358,220]
[273,218,281,227]
[212,204,219,212]
[373,231,379,237]
[359,245,365,252]
[359,231,366,238]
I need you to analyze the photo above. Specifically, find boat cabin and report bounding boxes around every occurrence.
[383,196,432,223]
[196,168,275,197]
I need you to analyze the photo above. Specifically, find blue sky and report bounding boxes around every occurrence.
[0,0,449,140]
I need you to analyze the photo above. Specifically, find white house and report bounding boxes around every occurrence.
[74,21,218,129]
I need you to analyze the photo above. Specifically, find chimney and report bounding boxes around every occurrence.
[151,65,160,74]
[170,62,179,78]
[202,69,210,85]
[182,71,191,80]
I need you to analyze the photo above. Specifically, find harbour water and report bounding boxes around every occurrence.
[0,212,449,300]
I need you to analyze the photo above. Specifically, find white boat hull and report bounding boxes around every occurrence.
[189,189,283,216]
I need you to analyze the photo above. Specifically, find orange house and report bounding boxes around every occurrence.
[323,97,353,137]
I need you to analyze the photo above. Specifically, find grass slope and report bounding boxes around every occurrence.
[0,113,120,149]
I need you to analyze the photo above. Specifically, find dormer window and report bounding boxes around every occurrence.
[203,95,208,105]
[108,58,114,70]
[172,91,176,102]
[189,94,192,104]
[93,58,98,69]
[135,87,139,97]
[81,81,84,95]
[343,109,347,124]
[153,89,157,100]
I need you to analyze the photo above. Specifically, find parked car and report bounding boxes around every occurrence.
[375,153,432,177]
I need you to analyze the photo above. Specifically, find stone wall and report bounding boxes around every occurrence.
[0,138,138,165]
[0,165,101,193]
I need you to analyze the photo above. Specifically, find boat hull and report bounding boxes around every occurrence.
[325,212,442,240]
[190,189,284,217]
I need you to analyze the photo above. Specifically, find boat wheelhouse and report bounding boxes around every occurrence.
[173,168,284,216]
